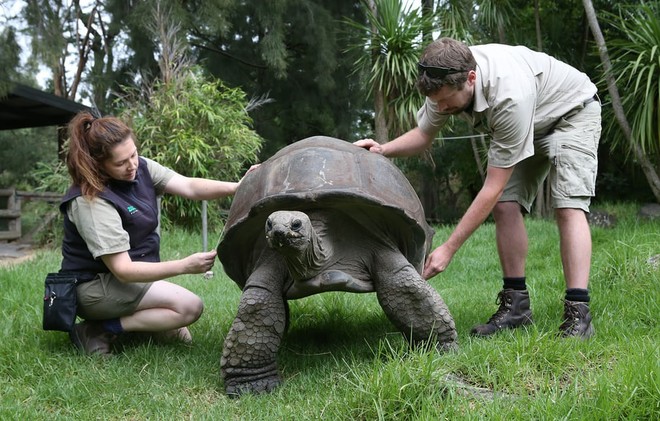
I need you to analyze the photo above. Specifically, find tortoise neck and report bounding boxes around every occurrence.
[286,227,331,280]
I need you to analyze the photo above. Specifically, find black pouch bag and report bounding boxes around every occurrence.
[43,272,78,332]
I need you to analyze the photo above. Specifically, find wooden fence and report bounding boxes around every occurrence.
[0,189,62,241]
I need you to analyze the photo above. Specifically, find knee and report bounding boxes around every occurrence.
[493,201,520,222]
[554,208,587,224]
[180,295,204,324]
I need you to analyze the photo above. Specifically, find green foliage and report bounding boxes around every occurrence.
[0,27,21,97]
[1,203,658,419]
[0,127,60,190]
[28,159,70,194]
[435,0,475,42]
[345,0,433,136]
[119,66,262,229]
[602,2,660,158]
[199,1,370,156]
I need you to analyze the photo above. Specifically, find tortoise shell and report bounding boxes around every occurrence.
[217,136,434,289]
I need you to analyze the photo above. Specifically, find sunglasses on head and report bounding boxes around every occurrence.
[418,62,468,79]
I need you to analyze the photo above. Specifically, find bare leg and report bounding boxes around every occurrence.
[493,201,528,278]
[119,280,203,332]
[70,280,202,354]
[470,202,532,337]
[555,208,591,289]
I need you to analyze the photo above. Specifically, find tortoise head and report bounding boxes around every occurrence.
[265,210,313,256]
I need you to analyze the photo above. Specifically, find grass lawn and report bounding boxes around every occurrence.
[1,202,658,419]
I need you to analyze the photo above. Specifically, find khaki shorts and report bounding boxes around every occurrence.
[76,272,153,320]
[500,100,601,213]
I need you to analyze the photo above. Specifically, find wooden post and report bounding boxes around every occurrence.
[0,189,21,241]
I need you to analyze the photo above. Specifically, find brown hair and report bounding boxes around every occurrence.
[66,111,135,197]
[416,38,477,96]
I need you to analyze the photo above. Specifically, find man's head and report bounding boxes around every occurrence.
[416,38,477,96]
[417,38,478,115]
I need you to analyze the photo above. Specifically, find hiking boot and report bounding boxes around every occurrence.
[70,321,116,356]
[471,289,533,337]
[559,300,594,339]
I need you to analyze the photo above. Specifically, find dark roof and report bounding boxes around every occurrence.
[0,84,90,130]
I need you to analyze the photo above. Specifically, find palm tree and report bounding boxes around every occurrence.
[582,0,660,202]
[345,0,433,141]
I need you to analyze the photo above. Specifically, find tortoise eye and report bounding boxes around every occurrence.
[266,219,272,230]
[291,219,302,231]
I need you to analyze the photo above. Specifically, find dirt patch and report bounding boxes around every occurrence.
[0,243,36,267]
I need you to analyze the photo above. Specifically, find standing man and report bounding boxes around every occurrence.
[355,37,601,339]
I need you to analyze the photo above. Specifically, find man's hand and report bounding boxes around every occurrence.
[422,243,455,279]
[353,139,383,154]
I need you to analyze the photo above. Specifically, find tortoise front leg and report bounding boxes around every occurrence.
[221,258,288,397]
[373,251,458,351]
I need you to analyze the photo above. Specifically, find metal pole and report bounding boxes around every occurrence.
[202,200,208,252]
[202,200,213,279]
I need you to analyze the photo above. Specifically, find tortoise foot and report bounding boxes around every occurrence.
[436,339,459,353]
[225,375,282,398]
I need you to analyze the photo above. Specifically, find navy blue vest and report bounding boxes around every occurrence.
[60,157,161,273]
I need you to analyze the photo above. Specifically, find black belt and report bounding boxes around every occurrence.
[584,94,599,106]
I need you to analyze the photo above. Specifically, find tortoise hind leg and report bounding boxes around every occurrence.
[221,259,288,397]
[372,251,458,351]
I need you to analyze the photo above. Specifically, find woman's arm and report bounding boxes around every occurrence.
[163,175,239,200]
[162,165,260,200]
[100,250,217,283]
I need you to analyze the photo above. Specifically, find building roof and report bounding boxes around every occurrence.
[0,84,89,130]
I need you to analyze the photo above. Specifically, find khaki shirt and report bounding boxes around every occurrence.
[417,43,597,168]
[67,157,177,259]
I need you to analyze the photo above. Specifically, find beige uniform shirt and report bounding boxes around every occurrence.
[67,157,177,259]
[417,43,597,168]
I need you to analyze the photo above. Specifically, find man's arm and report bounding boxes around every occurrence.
[354,127,435,157]
[423,164,514,279]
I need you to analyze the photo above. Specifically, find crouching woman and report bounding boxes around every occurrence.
[60,111,247,355]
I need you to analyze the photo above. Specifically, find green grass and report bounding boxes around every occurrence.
[1,202,658,419]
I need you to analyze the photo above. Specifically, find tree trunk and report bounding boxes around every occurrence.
[532,0,552,218]
[369,0,389,143]
[534,0,542,51]
[373,90,389,143]
[582,0,660,202]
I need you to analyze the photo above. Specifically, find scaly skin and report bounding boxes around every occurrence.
[221,253,288,397]
[373,249,458,350]
[221,211,458,397]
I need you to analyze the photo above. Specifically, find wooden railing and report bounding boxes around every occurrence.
[0,189,62,241]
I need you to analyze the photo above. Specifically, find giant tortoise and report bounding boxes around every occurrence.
[217,136,457,396]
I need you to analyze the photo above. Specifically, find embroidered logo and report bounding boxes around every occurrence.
[127,205,138,215]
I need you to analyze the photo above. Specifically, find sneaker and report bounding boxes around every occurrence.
[153,327,193,344]
[559,300,594,339]
[471,289,533,336]
[70,321,116,356]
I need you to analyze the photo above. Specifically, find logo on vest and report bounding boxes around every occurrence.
[127,205,138,215]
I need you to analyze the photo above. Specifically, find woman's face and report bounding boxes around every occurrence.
[103,136,139,181]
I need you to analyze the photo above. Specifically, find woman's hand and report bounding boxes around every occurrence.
[182,250,217,274]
